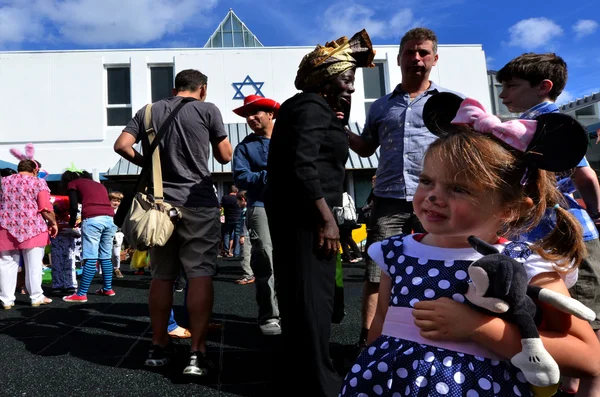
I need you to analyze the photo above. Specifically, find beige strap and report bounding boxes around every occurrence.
[144,104,164,204]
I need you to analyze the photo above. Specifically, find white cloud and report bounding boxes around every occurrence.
[486,56,495,68]
[573,19,598,39]
[0,0,219,47]
[321,3,424,40]
[507,17,563,49]
[556,89,574,105]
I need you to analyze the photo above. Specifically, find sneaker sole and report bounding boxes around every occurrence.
[144,358,170,367]
[63,298,88,303]
[260,329,282,336]
[183,366,209,376]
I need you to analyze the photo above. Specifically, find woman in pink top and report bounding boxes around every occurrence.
[0,159,58,309]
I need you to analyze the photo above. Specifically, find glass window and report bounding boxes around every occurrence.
[107,108,132,126]
[107,67,130,105]
[106,66,132,126]
[233,32,243,47]
[364,102,373,116]
[363,63,386,99]
[211,32,222,47]
[576,106,597,117]
[223,33,233,47]
[232,16,242,32]
[222,16,233,32]
[151,66,174,102]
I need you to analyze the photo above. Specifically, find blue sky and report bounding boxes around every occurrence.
[1,0,598,104]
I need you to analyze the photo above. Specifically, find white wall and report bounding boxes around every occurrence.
[0,44,489,174]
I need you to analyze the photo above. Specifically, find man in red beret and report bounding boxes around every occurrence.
[232,95,281,335]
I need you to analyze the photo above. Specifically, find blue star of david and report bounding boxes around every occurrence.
[232,75,264,99]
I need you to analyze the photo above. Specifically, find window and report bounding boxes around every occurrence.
[151,66,174,102]
[106,67,131,126]
[363,62,386,115]
[576,106,597,117]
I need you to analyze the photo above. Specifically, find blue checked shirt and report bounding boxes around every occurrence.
[361,82,460,201]
[519,102,598,242]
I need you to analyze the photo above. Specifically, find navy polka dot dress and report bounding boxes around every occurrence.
[340,235,534,397]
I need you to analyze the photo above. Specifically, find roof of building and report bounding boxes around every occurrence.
[560,91,600,113]
[0,159,17,170]
[106,122,378,177]
[204,9,263,49]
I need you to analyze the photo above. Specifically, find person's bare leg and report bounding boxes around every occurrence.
[149,278,175,347]
[186,275,214,353]
[360,281,379,344]
[565,329,600,395]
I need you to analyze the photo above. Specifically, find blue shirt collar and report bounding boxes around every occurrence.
[389,81,441,99]
[519,101,559,120]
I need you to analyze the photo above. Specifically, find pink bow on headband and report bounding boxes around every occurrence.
[451,98,537,152]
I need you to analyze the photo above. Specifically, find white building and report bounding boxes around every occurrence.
[0,10,490,204]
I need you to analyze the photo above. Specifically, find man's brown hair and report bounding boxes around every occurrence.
[400,27,438,54]
[496,53,567,101]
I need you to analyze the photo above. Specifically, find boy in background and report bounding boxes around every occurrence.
[497,52,600,396]
[109,192,125,278]
[234,191,254,285]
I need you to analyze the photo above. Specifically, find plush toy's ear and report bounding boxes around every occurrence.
[24,143,35,160]
[468,236,500,256]
[423,92,464,137]
[525,113,589,172]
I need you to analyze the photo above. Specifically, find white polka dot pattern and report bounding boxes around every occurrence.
[340,235,534,397]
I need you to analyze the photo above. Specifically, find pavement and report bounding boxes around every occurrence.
[0,257,366,397]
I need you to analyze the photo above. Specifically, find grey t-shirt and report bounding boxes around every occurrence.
[124,96,227,208]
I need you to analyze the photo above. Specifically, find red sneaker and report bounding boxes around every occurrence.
[62,294,87,303]
[96,288,116,297]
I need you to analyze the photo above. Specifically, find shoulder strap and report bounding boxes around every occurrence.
[133,97,196,195]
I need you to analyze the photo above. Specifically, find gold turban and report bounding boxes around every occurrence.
[294,29,376,91]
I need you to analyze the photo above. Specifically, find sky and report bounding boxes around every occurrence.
[0,0,598,105]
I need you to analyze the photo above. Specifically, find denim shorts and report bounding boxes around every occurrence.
[364,197,425,283]
[81,216,118,261]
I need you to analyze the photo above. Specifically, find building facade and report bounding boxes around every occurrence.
[0,11,491,204]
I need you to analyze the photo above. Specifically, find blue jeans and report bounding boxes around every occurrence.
[167,280,189,332]
[81,216,118,261]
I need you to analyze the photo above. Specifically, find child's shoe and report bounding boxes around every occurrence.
[63,294,87,303]
[95,288,116,297]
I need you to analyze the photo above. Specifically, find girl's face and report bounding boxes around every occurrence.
[413,155,507,248]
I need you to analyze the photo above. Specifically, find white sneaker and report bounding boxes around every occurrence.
[259,320,282,336]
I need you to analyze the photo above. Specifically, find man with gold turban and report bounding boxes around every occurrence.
[265,29,375,397]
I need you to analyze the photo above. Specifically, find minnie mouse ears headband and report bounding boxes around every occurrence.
[423,92,589,172]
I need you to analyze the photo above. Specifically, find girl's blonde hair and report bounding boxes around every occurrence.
[425,128,586,270]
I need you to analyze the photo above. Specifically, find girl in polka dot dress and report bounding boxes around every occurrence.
[340,94,600,397]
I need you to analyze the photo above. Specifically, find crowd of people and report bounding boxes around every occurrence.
[2,24,600,397]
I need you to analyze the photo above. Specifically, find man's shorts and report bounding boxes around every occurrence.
[365,197,424,283]
[569,237,600,330]
[150,206,220,280]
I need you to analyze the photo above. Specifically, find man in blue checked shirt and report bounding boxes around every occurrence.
[346,27,464,348]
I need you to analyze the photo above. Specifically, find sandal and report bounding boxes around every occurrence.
[168,326,191,339]
[31,296,52,307]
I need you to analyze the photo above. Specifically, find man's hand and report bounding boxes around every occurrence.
[412,298,487,342]
[239,236,245,245]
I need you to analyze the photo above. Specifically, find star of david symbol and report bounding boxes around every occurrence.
[232,75,264,99]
